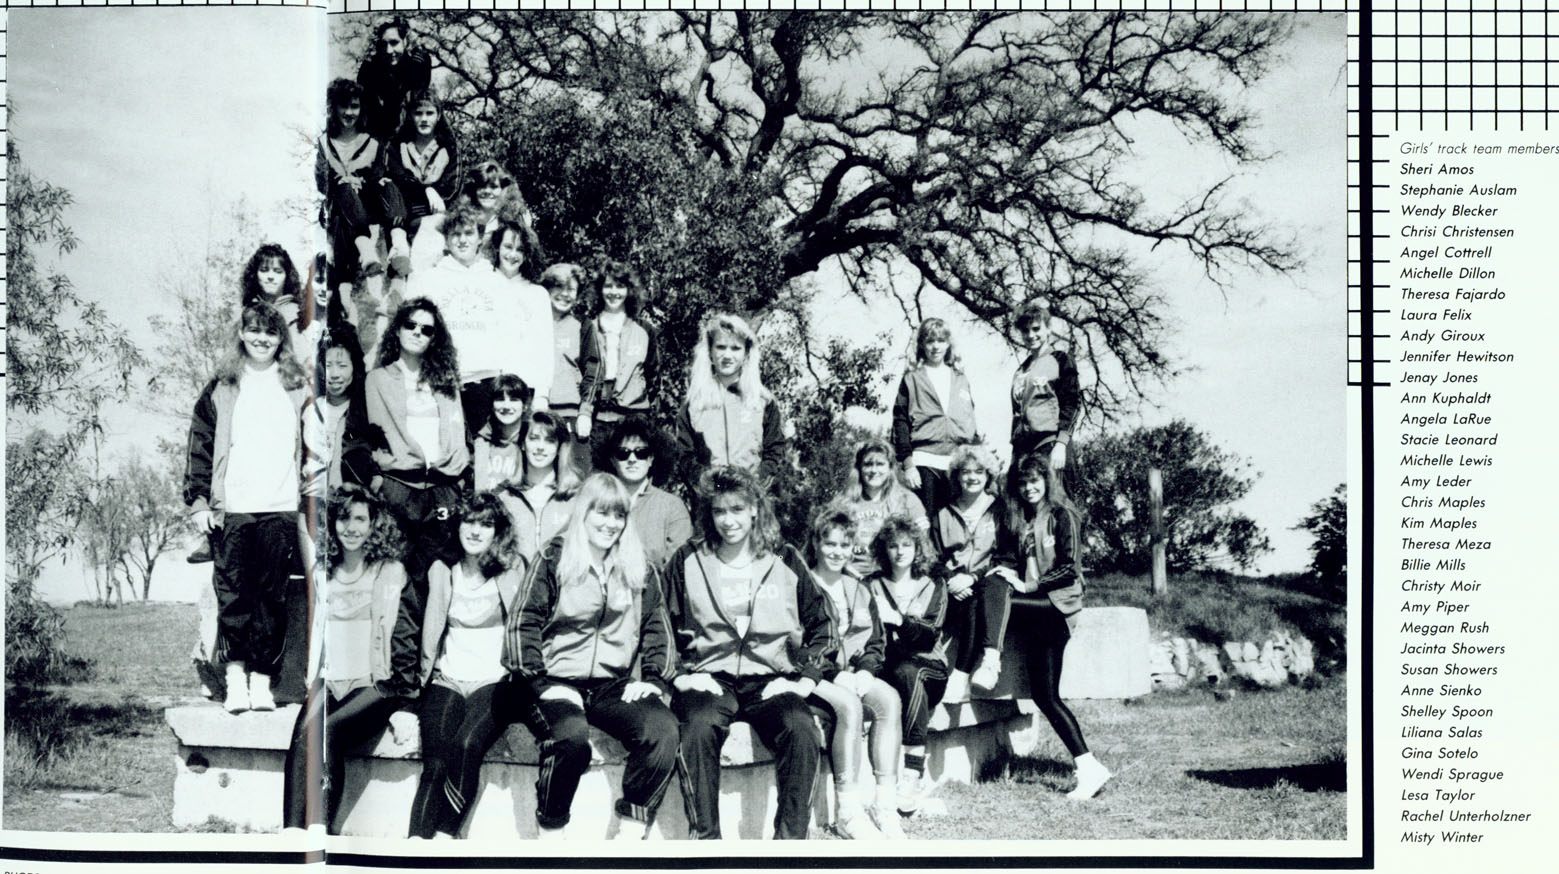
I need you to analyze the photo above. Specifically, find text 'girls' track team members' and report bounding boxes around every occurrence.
[317,78,389,282]
[184,302,311,714]
[364,298,469,562]
[804,509,906,840]
[355,15,432,142]
[663,466,836,840]
[831,439,929,581]
[602,417,693,572]
[674,312,787,486]
[495,411,580,568]
[577,261,656,464]
[1006,454,1111,800]
[893,317,980,519]
[928,444,1019,700]
[506,473,682,840]
[866,515,951,818]
[1010,298,1080,474]
[407,198,548,437]
[406,492,528,840]
[283,490,415,835]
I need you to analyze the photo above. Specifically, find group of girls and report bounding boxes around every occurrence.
[183,15,1114,843]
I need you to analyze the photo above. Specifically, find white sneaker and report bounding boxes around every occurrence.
[248,672,276,711]
[1068,758,1112,799]
[834,806,883,839]
[870,802,908,839]
[896,772,925,817]
[970,651,1001,691]
[537,824,568,841]
[612,816,649,841]
[223,664,249,714]
[942,670,970,703]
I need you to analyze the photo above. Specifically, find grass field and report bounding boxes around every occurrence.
[5,597,1347,841]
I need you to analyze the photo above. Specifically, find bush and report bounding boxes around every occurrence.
[5,575,92,689]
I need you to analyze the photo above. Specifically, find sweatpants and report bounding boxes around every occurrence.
[885,660,949,748]
[408,679,512,838]
[673,675,821,840]
[946,571,1012,673]
[212,511,297,672]
[910,465,955,519]
[1023,605,1088,757]
[377,477,461,568]
[282,681,402,831]
[529,676,679,829]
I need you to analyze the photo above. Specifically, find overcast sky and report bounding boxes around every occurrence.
[9,10,1345,602]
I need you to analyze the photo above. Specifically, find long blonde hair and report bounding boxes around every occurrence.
[687,312,766,417]
[556,473,648,592]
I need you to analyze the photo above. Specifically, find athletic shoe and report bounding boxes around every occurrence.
[248,672,276,711]
[942,670,970,703]
[834,807,883,839]
[870,803,908,839]
[186,544,213,564]
[970,652,1002,691]
[1067,758,1112,799]
[896,771,926,817]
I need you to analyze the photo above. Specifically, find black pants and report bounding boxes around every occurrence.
[885,660,949,748]
[947,571,1012,673]
[407,677,543,838]
[282,681,402,831]
[673,675,821,840]
[1024,605,1088,757]
[212,512,297,672]
[530,677,679,828]
[273,573,312,705]
[910,466,956,519]
[377,478,461,567]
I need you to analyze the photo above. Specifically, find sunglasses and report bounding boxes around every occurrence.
[613,446,653,462]
[401,322,436,338]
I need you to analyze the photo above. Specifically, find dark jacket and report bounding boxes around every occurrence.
[674,388,786,482]
[892,365,980,462]
[814,573,886,678]
[183,376,309,515]
[579,316,656,421]
[1010,348,1081,447]
[662,542,836,682]
[929,493,1021,579]
[869,574,950,669]
[356,49,433,141]
[504,538,674,694]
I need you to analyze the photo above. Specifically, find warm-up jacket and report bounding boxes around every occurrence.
[383,137,462,218]
[868,574,951,669]
[579,316,656,422]
[1010,348,1080,447]
[363,361,470,481]
[662,542,837,682]
[356,49,433,141]
[184,377,310,515]
[674,387,786,480]
[549,313,586,414]
[1018,506,1085,596]
[891,365,980,462]
[301,397,381,499]
[307,560,411,691]
[814,573,887,678]
[415,560,524,688]
[504,538,675,693]
[929,493,1021,579]
[496,481,574,566]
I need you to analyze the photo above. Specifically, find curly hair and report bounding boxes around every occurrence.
[215,302,308,391]
[805,506,858,571]
[948,443,1001,495]
[376,297,460,397]
[239,244,304,310]
[604,415,670,485]
[914,317,960,369]
[326,78,365,136]
[692,466,783,557]
[448,491,522,578]
[870,513,934,578]
[326,489,406,572]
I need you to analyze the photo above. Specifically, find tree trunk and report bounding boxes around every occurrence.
[1149,467,1167,596]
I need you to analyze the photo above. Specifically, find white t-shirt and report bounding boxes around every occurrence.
[598,310,627,378]
[223,366,299,513]
[403,368,442,465]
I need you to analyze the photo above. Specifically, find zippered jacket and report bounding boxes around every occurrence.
[414,560,524,688]
[579,316,656,421]
[183,377,309,514]
[503,538,674,694]
[814,573,887,678]
[662,542,836,682]
[868,573,951,669]
[891,364,980,462]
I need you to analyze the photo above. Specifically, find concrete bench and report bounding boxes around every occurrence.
[166,606,1148,838]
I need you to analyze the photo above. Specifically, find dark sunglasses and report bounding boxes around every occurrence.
[613,446,653,462]
[401,322,436,338]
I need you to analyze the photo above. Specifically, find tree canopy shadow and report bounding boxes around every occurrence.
[1187,759,1346,793]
